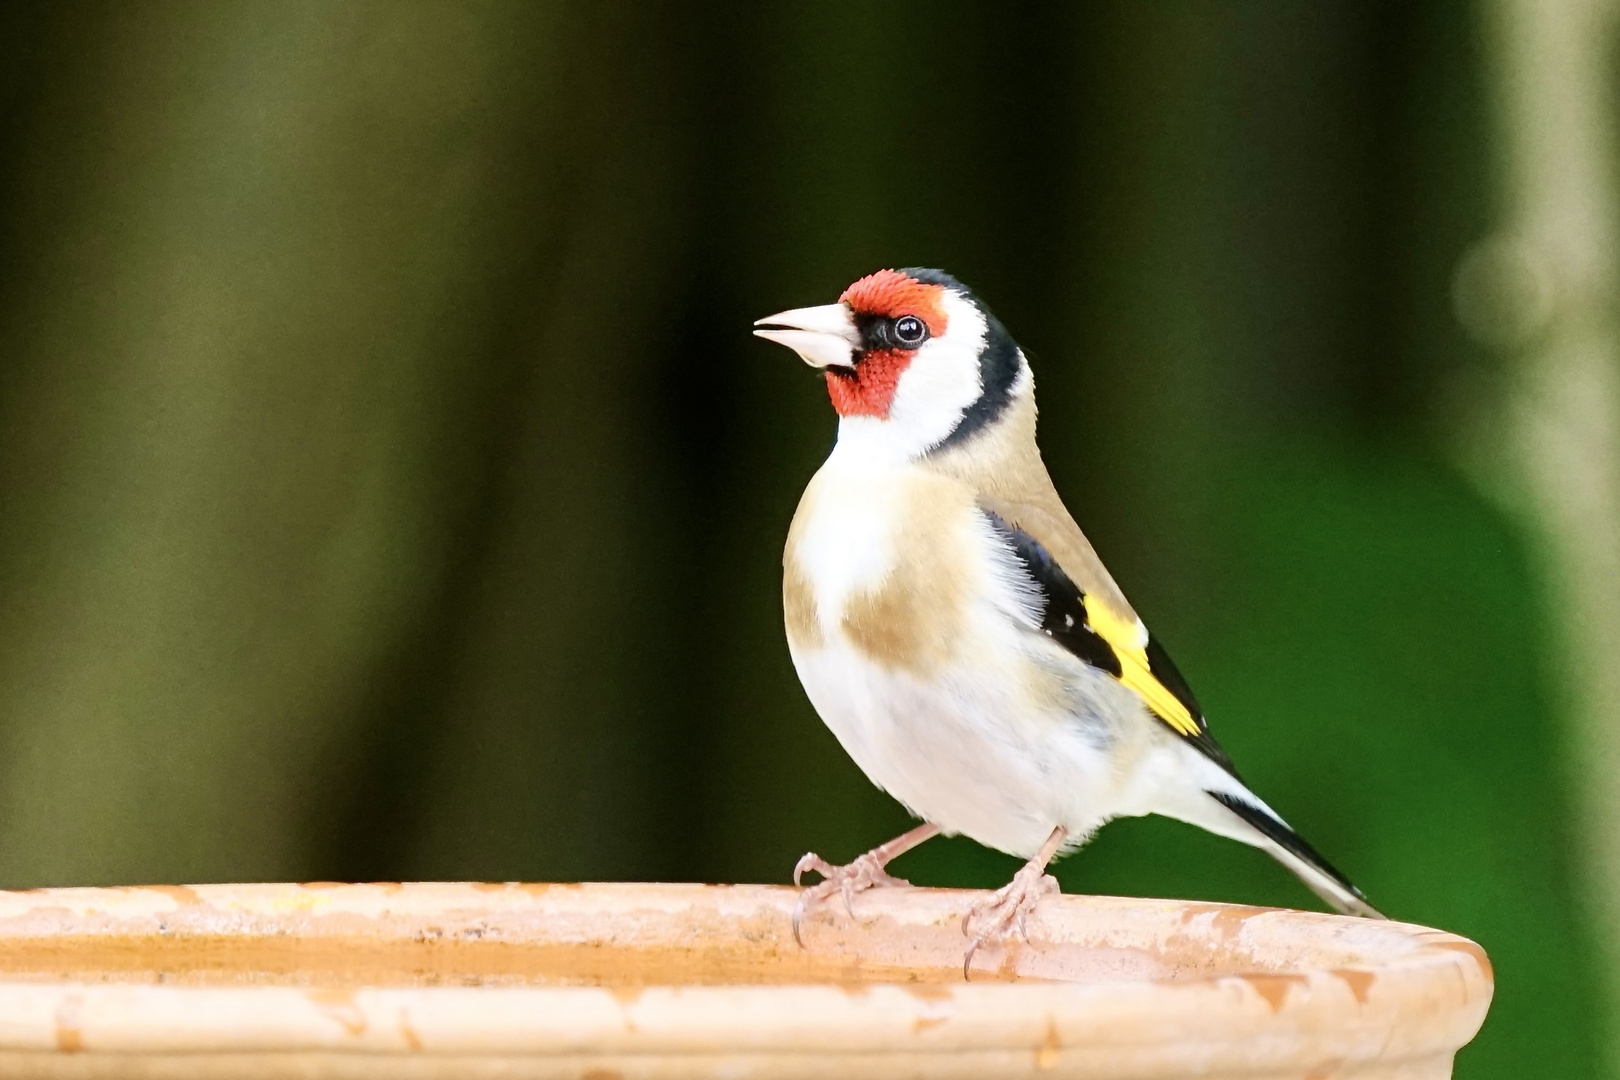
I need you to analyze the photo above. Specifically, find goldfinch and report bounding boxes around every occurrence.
[754,268,1382,968]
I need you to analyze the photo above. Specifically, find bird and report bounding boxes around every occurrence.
[753,267,1383,971]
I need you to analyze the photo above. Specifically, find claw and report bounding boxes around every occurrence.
[791,891,811,947]
[960,865,1059,979]
[793,851,832,888]
[789,848,913,947]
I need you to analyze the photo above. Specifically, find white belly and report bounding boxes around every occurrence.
[789,623,1144,860]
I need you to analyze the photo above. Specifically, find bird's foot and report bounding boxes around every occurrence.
[961,861,1060,978]
[791,849,912,945]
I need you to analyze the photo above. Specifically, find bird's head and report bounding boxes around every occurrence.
[754,268,1025,460]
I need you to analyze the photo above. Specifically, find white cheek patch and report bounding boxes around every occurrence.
[890,342,980,434]
[837,295,989,462]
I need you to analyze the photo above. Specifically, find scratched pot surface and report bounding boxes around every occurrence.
[0,883,1493,1080]
[0,880,1418,988]
[0,881,1171,987]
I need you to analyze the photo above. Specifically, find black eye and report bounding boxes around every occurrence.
[893,315,928,347]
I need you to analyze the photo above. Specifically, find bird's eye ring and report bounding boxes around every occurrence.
[893,315,928,347]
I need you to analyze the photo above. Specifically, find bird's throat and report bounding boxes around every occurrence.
[826,349,911,418]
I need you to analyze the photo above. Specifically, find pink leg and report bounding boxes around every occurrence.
[962,825,1068,979]
[791,822,941,945]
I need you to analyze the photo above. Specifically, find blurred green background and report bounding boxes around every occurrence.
[0,2,1614,1077]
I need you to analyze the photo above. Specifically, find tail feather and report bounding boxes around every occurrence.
[1206,790,1385,919]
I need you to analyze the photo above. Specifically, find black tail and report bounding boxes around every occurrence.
[1208,790,1384,919]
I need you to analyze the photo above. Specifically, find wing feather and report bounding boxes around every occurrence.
[983,509,1238,775]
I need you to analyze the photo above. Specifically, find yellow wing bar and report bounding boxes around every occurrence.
[1083,598,1203,738]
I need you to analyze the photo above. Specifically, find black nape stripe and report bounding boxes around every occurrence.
[1206,791,1366,899]
[900,268,1022,455]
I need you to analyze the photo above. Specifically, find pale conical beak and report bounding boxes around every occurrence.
[753,303,860,370]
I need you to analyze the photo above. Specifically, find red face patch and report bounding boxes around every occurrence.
[839,269,949,336]
[828,270,950,418]
[824,350,909,417]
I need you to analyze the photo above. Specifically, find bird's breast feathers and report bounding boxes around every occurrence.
[783,461,1035,675]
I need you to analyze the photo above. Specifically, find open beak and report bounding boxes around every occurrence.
[753,303,860,370]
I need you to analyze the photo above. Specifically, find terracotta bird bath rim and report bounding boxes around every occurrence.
[0,881,1490,1078]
